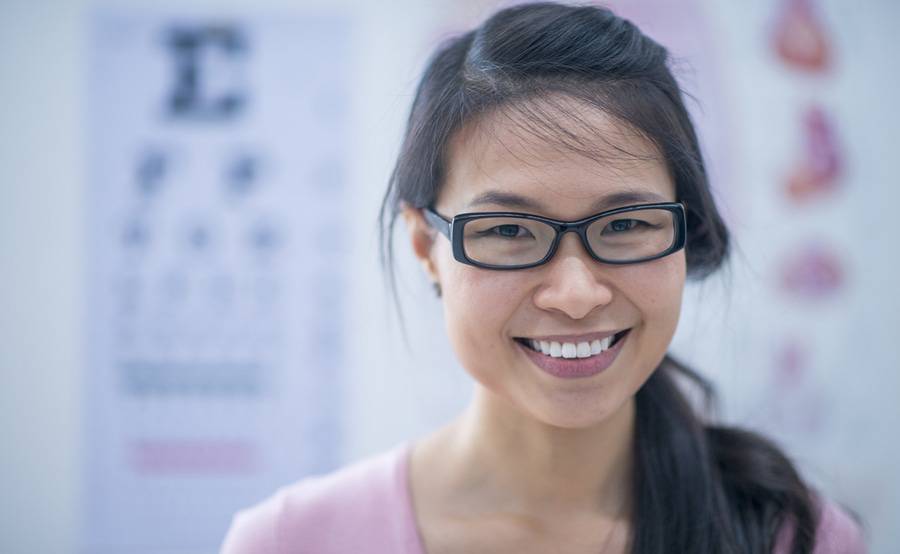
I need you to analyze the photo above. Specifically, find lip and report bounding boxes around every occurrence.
[515,329,630,379]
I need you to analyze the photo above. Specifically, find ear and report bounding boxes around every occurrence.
[401,205,440,283]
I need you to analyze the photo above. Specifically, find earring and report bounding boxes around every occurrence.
[432,281,442,298]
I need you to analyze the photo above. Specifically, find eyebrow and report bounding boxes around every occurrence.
[464,189,670,212]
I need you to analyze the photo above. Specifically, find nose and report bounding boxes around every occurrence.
[531,232,614,320]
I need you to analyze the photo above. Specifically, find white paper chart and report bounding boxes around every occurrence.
[85,11,350,552]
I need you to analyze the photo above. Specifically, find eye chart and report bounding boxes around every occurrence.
[85,11,349,552]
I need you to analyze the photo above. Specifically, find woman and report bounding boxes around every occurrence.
[222,3,866,553]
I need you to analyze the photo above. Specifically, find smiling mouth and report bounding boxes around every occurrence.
[514,329,630,357]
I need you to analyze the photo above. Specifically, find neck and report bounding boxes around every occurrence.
[444,385,635,518]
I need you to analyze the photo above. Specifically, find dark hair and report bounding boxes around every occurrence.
[378,3,819,553]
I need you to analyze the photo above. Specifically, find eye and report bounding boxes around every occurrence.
[603,219,642,233]
[481,224,534,239]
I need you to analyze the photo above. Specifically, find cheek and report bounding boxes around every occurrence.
[621,252,686,345]
[436,255,528,385]
[623,250,684,301]
[443,265,517,341]
[434,240,518,323]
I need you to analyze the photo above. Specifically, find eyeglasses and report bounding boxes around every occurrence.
[423,202,687,270]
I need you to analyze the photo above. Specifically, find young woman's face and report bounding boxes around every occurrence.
[405,104,686,429]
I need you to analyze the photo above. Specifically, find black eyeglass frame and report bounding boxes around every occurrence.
[423,202,687,270]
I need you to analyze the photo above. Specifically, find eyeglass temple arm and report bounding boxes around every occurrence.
[423,208,452,239]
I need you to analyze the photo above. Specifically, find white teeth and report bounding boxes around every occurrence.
[576,342,591,358]
[550,342,562,357]
[524,335,620,359]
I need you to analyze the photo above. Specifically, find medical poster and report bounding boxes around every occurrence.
[85,10,350,552]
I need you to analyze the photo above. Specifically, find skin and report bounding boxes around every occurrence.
[401,101,687,553]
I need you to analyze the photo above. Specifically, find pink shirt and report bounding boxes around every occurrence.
[220,441,866,553]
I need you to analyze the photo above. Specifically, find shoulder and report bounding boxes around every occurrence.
[220,442,421,554]
[810,496,867,554]
[774,492,867,554]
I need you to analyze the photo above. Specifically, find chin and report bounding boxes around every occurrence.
[528,396,629,430]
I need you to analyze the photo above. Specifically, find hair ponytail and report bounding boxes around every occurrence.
[633,355,819,553]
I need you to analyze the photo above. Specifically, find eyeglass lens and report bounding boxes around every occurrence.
[461,208,677,266]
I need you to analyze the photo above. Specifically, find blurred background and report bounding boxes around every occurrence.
[1,0,898,552]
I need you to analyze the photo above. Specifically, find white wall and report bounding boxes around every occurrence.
[1,1,85,551]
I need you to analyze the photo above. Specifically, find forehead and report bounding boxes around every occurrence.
[439,99,674,219]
